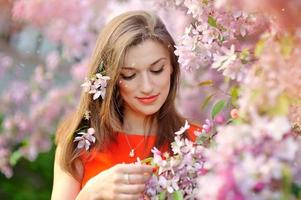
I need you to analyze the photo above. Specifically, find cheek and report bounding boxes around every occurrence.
[161,79,171,96]
[157,71,172,91]
[118,80,135,98]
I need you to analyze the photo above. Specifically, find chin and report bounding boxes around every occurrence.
[137,105,162,116]
[139,109,160,116]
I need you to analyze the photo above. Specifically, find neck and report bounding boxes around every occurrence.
[122,109,157,135]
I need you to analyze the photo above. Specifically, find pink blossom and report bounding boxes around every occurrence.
[174,120,190,135]
[214,114,226,124]
[252,181,265,193]
[82,73,110,100]
[171,136,185,155]
[73,128,96,151]
[202,119,213,133]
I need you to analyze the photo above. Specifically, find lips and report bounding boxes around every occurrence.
[136,94,159,104]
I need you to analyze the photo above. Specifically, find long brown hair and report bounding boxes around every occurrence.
[55,10,186,179]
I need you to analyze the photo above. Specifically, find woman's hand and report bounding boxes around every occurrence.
[78,163,153,200]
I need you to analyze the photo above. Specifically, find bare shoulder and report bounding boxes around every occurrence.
[51,145,83,200]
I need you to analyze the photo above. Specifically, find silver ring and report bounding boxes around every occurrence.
[124,173,130,184]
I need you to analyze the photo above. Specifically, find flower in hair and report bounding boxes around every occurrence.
[73,128,96,151]
[81,73,110,100]
[81,62,110,100]
[83,110,91,120]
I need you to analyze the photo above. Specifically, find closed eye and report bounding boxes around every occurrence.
[150,67,164,74]
[120,73,136,80]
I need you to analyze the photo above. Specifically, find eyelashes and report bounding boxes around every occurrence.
[120,73,136,80]
[150,67,164,74]
[120,66,164,81]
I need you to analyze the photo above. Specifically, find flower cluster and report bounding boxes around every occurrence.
[196,115,301,200]
[141,121,207,199]
[141,114,301,199]
[238,34,301,120]
[73,128,96,151]
[81,62,110,100]
[169,0,266,81]
[75,63,110,150]
[81,72,110,100]
[152,3,301,199]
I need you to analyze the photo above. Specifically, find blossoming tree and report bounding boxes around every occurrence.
[142,0,301,199]
[0,0,301,199]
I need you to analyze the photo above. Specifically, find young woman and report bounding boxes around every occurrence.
[51,10,200,200]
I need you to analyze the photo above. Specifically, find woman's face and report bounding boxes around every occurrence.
[118,39,173,117]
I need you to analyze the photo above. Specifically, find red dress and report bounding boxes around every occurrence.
[80,124,201,188]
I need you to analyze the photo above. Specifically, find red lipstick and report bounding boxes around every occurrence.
[136,94,159,104]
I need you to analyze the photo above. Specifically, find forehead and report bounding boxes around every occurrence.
[123,39,170,69]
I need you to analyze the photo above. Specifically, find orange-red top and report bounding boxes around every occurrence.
[80,124,201,188]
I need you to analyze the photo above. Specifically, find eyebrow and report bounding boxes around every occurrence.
[122,57,167,70]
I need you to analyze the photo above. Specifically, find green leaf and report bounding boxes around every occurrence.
[196,135,209,145]
[280,35,294,58]
[230,86,240,106]
[281,166,293,200]
[202,0,209,5]
[268,94,290,116]
[0,113,4,133]
[158,191,166,200]
[198,80,213,87]
[173,190,184,200]
[10,150,22,166]
[99,61,104,71]
[208,16,217,28]
[231,118,243,125]
[218,34,225,42]
[201,94,215,111]
[291,182,301,198]
[211,100,226,119]
[98,61,107,75]
[239,48,250,64]
[196,140,204,145]
[255,39,266,57]
[21,138,29,147]
[140,157,153,164]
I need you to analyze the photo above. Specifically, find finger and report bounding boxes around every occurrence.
[118,164,153,174]
[117,172,151,184]
[117,183,146,194]
[115,193,141,200]
[123,173,151,184]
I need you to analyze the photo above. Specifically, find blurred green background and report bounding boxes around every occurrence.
[0,134,55,200]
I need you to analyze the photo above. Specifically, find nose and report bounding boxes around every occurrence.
[140,72,154,94]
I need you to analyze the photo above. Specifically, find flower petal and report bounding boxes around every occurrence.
[93,91,101,100]
[77,140,85,149]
